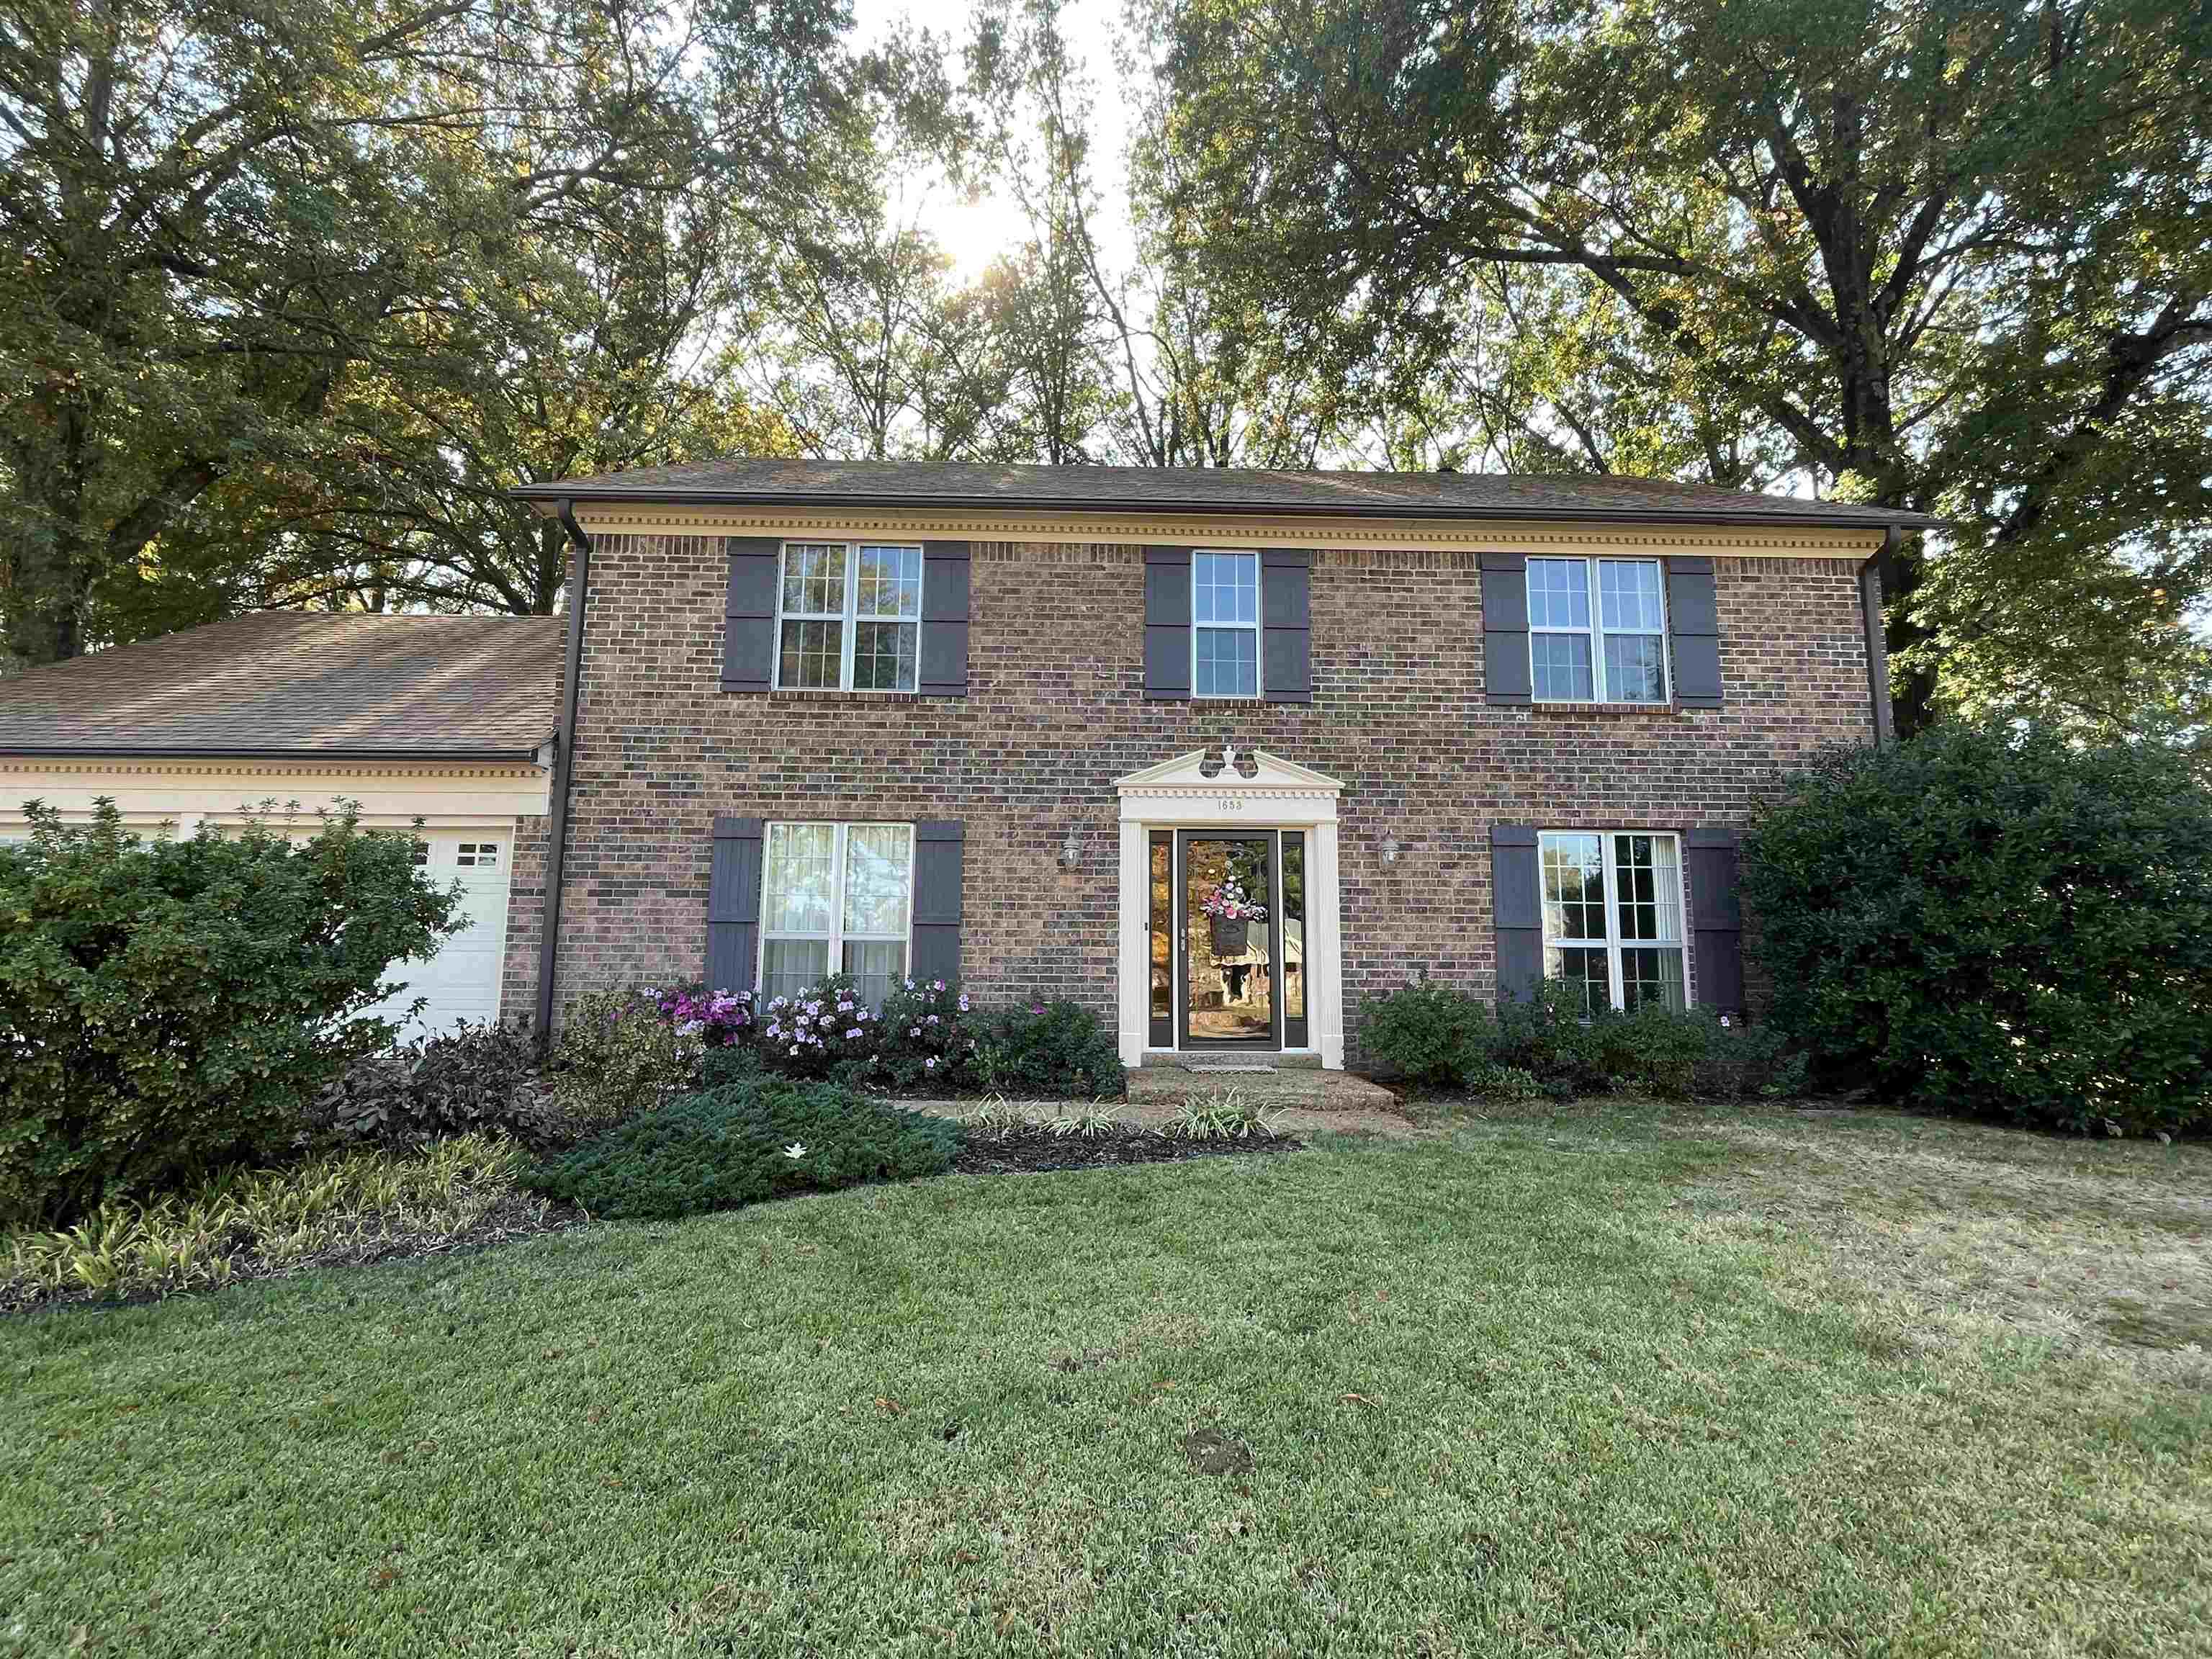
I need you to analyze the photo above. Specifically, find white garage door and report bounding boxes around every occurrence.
[366,829,513,1039]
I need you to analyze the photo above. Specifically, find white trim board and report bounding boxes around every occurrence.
[1115,749,1346,1071]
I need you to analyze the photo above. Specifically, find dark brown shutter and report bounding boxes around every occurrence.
[706,817,764,992]
[721,538,782,693]
[1491,824,1543,1003]
[1666,557,1723,708]
[1480,552,1532,706]
[1143,545,1192,700]
[1262,547,1313,703]
[912,820,964,985]
[920,540,970,696]
[1686,827,1745,1013]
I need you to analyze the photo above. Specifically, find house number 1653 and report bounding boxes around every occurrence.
[1215,796,1246,811]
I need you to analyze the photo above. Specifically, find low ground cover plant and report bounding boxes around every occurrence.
[526,1075,962,1219]
[0,801,462,1226]
[1744,723,2212,1136]
[1,1133,549,1310]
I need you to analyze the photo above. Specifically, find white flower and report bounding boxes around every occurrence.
[789,1045,801,1056]
[783,1142,806,1159]
[924,1056,937,1070]
[1719,1015,1732,1029]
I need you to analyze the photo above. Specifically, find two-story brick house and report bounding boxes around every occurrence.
[500,459,1928,1071]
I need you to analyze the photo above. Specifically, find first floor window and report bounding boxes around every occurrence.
[1539,830,1686,1013]
[760,821,914,1006]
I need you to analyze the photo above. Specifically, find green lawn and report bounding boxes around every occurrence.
[5,1106,2208,1657]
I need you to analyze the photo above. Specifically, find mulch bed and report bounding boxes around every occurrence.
[952,1123,1303,1175]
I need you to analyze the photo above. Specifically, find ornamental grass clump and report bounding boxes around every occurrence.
[526,1076,961,1219]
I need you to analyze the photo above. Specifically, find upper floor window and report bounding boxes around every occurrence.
[1528,557,1669,704]
[775,542,922,692]
[1193,550,1261,698]
[1540,830,1686,1014]
[760,821,914,1007]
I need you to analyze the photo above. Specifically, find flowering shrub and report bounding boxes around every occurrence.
[650,984,753,1048]
[1199,878,1268,922]
[868,977,979,1092]
[757,972,881,1080]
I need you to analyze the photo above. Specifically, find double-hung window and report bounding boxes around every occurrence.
[760,822,914,1007]
[1192,551,1261,698]
[1539,831,1687,1013]
[775,541,922,691]
[1527,557,1669,703]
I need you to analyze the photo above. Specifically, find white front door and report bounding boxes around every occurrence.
[365,829,513,1038]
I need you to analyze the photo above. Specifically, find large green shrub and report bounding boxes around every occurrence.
[974,999,1125,1098]
[526,1076,961,1218]
[1362,977,1495,1087]
[0,800,461,1223]
[1742,724,2212,1135]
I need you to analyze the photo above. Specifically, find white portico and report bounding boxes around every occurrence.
[1115,747,1346,1070]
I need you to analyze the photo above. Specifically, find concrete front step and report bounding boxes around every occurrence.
[1123,1064,1401,1112]
[1138,1050,1322,1069]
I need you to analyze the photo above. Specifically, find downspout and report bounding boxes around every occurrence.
[534,501,592,1051]
[1859,527,1899,747]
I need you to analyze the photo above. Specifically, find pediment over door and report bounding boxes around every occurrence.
[1114,747,1342,822]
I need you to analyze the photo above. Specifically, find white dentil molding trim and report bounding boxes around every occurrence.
[565,504,1882,561]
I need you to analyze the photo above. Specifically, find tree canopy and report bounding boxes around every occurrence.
[1136,0,2212,734]
[3,0,2206,742]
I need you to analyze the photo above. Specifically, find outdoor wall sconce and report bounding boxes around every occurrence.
[1382,837,1401,866]
[1061,830,1082,868]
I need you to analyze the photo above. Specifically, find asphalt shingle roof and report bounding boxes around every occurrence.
[514,457,1938,529]
[0,613,563,759]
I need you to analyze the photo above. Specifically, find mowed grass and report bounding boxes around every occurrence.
[4,1107,2208,1658]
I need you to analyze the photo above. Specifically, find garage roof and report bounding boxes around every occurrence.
[515,457,1941,530]
[0,613,564,761]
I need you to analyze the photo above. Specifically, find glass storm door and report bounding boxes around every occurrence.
[1179,833,1277,1048]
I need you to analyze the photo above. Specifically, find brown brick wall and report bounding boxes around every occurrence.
[513,535,1872,1058]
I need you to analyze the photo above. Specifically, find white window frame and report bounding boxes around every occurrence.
[1538,829,1691,1013]
[1527,557,1671,705]
[1191,549,1264,700]
[756,821,917,999]
[772,541,926,693]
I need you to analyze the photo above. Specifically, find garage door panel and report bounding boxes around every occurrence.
[364,827,513,1040]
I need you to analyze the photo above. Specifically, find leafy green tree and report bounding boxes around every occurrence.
[0,0,854,662]
[1140,0,2212,732]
